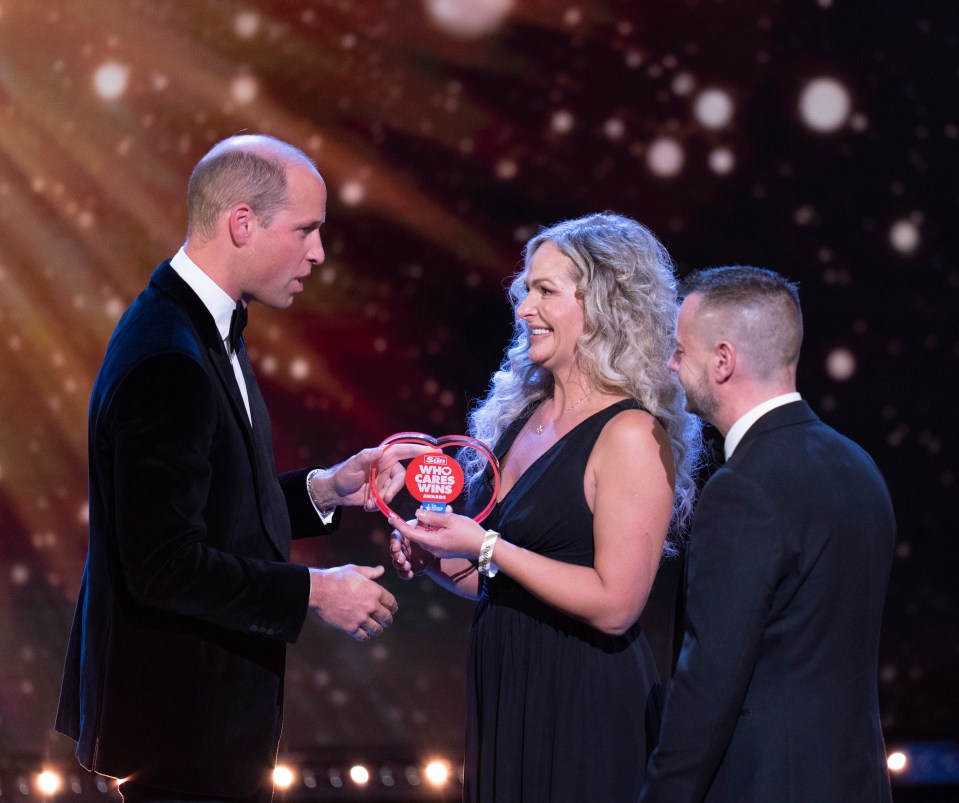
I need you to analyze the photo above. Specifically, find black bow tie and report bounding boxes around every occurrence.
[227,301,247,353]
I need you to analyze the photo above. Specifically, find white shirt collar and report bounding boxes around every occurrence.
[169,248,237,344]
[724,392,802,460]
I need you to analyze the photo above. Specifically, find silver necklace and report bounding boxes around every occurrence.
[534,390,594,435]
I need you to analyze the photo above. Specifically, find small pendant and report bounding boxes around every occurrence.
[535,424,544,435]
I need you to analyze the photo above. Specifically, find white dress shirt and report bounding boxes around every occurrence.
[723,392,802,461]
[170,248,252,424]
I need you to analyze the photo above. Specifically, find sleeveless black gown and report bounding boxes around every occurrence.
[463,400,663,802]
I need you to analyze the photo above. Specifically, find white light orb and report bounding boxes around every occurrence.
[93,61,131,100]
[887,751,908,773]
[889,219,920,253]
[36,771,63,795]
[694,88,734,129]
[339,180,365,206]
[646,137,685,178]
[349,765,371,785]
[272,765,295,788]
[550,109,575,134]
[495,158,518,180]
[289,358,309,380]
[230,74,258,105]
[708,147,735,174]
[825,347,856,381]
[423,0,513,38]
[603,117,626,140]
[672,71,696,96]
[424,759,451,786]
[234,10,261,39]
[799,77,851,132]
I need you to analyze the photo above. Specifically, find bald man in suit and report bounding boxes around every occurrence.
[641,266,895,802]
[56,134,419,801]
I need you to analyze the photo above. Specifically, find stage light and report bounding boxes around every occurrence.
[349,764,371,785]
[273,765,296,789]
[424,758,452,787]
[36,770,63,795]
[888,751,908,773]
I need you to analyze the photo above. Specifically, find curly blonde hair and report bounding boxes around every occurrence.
[464,212,702,547]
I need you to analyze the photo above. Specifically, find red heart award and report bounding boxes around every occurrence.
[369,432,501,524]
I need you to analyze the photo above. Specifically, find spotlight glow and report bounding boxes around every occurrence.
[36,771,63,795]
[272,765,295,789]
[887,751,908,773]
[424,759,452,787]
[799,77,851,132]
[349,764,371,785]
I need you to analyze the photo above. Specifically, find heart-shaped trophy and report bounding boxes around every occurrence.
[369,432,501,524]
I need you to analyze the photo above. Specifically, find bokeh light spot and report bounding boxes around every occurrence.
[340,180,365,206]
[708,147,735,174]
[230,74,258,105]
[423,0,513,38]
[646,137,685,178]
[234,10,261,39]
[694,88,734,129]
[550,110,574,134]
[890,218,920,253]
[93,61,130,100]
[799,77,852,132]
[826,347,856,381]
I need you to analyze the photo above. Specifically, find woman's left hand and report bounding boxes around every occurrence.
[388,508,487,560]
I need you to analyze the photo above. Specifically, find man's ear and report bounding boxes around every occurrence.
[713,341,736,384]
[228,204,255,246]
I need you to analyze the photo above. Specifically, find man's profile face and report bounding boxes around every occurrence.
[669,294,720,424]
[246,165,327,309]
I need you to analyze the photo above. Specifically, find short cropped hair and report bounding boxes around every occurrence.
[186,135,317,242]
[681,266,803,379]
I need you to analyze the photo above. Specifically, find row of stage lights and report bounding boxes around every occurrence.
[9,747,959,799]
[8,757,459,799]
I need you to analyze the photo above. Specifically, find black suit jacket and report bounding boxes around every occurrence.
[642,401,895,803]
[56,262,337,795]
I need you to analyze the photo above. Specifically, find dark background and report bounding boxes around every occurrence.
[0,0,955,769]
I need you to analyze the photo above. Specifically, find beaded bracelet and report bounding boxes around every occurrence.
[477,529,500,578]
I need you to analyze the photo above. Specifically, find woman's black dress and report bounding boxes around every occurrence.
[463,400,663,802]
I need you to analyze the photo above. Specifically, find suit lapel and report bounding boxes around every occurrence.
[152,263,292,559]
[237,343,292,558]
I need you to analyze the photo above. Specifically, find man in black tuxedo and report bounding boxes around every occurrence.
[56,134,418,801]
[641,266,895,802]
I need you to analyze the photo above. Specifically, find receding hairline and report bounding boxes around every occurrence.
[200,134,320,176]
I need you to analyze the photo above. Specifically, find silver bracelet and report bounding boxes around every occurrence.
[477,529,500,578]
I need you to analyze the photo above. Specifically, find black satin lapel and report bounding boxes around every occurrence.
[237,344,292,559]
[208,344,254,436]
